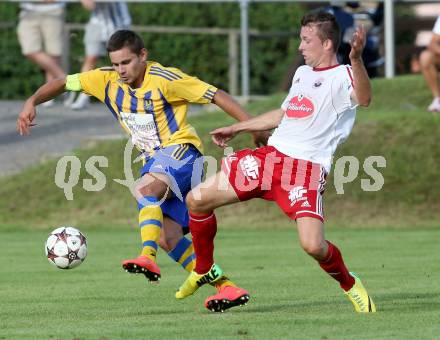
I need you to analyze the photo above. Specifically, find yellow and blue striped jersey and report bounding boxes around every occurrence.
[72,61,217,154]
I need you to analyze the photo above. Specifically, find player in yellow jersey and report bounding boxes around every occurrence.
[17,30,268,312]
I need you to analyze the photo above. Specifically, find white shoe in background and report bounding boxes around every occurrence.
[41,99,55,108]
[427,97,440,112]
[70,93,90,110]
[63,92,77,107]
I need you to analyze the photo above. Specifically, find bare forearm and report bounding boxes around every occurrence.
[27,78,67,106]
[212,89,252,122]
[232,109,283,134]
[350,58,371,107]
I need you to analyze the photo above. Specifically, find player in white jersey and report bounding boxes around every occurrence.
[270,63,358,173]
[419,16,440,112]
[174,11,376,313]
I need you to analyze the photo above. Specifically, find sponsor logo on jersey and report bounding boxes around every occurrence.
[313,77,324,88]
[143,98,154,113]
[239,155,259,180]
[289,186,308,206]
[120,112,160,151]
[286,94,314,119]
[301,200,311,208]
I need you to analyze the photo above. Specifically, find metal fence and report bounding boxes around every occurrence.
[4,0,440,97]
[62,23,296,96]
[8,0,439,97]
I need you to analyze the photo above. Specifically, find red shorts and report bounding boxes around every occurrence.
[222,145,327,222]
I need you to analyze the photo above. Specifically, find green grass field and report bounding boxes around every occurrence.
[1,74,439,338]
[1,228,440,339]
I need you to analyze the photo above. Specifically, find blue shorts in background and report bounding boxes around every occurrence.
[140,143,203,229]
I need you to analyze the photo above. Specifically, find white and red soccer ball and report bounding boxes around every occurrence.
[45,227,87,269]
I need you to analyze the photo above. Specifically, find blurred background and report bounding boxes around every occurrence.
[1,5,439,336]
[0,0,439,99]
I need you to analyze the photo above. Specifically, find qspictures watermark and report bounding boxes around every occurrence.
[54,140,386,201]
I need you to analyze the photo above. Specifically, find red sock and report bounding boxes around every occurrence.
[189,211,217,274]
[319,241,355,291]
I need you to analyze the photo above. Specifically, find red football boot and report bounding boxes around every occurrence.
[204,286,250,312]
[122,255,161,282]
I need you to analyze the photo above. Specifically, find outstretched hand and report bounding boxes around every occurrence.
[349,26,367,61]
[210,126,236,148]
[17,103,37,135]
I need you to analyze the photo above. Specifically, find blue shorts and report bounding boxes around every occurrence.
[140,144,203,230]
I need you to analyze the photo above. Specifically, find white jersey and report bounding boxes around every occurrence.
[268,64,357,173]
[89,3,132,41]
[433,16,440,35]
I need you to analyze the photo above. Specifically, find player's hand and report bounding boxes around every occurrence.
[210,126,237,148]
[251,130,270,147]
[349,26,366,61]
[17,103,37,136]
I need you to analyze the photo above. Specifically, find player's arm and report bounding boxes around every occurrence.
[17,71,105,135]
[349,26,372,107]
[17,78,67,135]
[212,89,270,146]
[210,108,283,148]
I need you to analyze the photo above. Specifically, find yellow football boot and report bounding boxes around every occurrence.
[176,264,223,299]
[345,272,376,313]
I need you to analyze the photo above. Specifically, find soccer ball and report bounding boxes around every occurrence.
[45,227,87,269]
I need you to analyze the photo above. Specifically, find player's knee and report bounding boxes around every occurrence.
[160,233,180,252]
[159,236,177,253]
[24,52,38,59]
[301,241,326,259]
[158,235,170,252]
[135,176,166,200]
[134,181,153,201]
[186,191,205,213]
[419,50,434,68]
[185,192,198,211]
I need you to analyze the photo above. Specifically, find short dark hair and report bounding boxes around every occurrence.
[301,11,340,52]
[106,30,145,55]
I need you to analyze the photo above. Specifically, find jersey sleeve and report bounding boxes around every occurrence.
[77,69,111,102]
[332,65,357,113]
[164,74,218,104]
